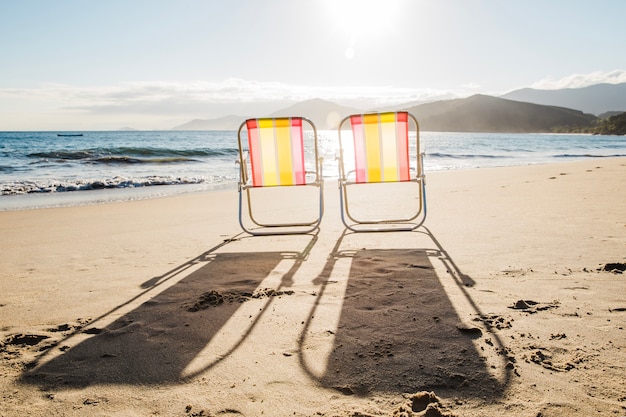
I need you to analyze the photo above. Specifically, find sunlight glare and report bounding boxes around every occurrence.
[327,0,403,44]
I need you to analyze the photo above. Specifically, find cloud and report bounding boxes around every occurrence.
[461,82,480,90]
[1,79,464,119]
[531,69,626,90]
[16,71,626,129]
[2,79,472,129]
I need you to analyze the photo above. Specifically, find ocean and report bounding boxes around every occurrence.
[1,130,625,210]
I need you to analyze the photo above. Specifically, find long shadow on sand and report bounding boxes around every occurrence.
[299,228,511,398]
[20,235,316,388]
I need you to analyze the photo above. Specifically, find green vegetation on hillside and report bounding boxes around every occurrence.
[593,112,626,135]
[553,111,626,135]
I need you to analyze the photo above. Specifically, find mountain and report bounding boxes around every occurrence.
[171,115,244,130]
[500,83,626,115]
[403,94,597,133]
[267,98,360,130]
[170,92,608,133]
[171,99,359,130]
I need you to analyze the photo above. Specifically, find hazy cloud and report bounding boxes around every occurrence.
[2,71,623,129]
[461,82,480,90]
[531,70,626,90]
[1,79,464,121]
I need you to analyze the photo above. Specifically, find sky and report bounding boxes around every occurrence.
[1,0,626,130]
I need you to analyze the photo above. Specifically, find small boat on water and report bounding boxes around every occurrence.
[57,133,84,137]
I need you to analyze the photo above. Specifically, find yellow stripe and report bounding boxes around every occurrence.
[258,119,278,186]
[381,117,398,181]
[258,119,274,129]
[363,114,381,182]
[275,119,293,185]
[380,112,396,124]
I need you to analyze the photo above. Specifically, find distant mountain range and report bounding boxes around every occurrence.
[267,98,361,130]
[500,82,626,116]
[171,99,360,131]
[171,82,626,133]
[173,115,243,131]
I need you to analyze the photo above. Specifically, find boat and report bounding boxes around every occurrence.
[57,133,84,137]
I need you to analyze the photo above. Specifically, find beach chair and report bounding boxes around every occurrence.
[237,117,324,235]
[337,111,426,232]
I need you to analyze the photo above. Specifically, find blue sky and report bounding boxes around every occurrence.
[1,0,625,130]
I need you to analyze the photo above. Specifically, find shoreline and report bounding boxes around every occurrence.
[0,181,238,212]
[2,156,625,212]
[1,157,625,416]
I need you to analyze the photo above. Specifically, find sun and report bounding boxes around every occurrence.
[328,0,402,37]
[325,0,403,59]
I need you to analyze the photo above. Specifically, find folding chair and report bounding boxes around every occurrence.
[237,117,324,235]
[337,111,426,232]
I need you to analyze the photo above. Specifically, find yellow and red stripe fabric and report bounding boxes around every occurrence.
[350,112,410,183]
[246,117,306,187]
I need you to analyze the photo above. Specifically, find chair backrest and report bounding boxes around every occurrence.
[346,112,413,183]
[244,117,307,187]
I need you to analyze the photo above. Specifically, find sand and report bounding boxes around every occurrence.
[1,157,625,417]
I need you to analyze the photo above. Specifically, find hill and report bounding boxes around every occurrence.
[590,112,626,135]
[170,94,603,133]
[171,99,360,131]
[553,111,626,135]
[500,82,626,115]
[267,98,360,130]
[171,115,244,130]
[403,94,597,133]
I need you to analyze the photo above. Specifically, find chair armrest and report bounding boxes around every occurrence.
[318,156,324,183]
[237,151,249,185]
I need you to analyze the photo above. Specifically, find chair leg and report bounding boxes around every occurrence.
[338,181,427,233]
[238,185,324,236]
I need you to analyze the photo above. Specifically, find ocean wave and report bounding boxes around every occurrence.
[427,152,506,159]
[1,176,208,195]
[93,156,199,164]
[28,150,93,160]
[105,146,239,157]
[27,146,239,163]
[553,153,626,158]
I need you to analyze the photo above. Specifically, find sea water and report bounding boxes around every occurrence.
[1,130,625,210]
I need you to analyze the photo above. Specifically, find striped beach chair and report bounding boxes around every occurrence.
[337,111,426,232]
[237,117,323,235]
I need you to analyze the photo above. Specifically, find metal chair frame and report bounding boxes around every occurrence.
[337,111,426,232]
[237,117,324,235]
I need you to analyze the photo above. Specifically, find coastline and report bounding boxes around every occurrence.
[3,130,626,210]
[1,153,624,212]
[1,157,625,416]
[0,181,238,212]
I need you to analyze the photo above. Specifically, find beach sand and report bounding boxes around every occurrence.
[1,157,625,416]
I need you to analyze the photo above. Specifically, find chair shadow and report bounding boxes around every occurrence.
[20,234,317,388]
[299,228,510,398]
